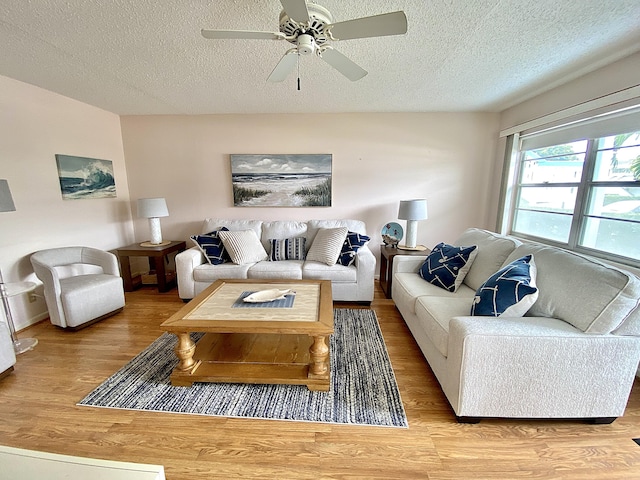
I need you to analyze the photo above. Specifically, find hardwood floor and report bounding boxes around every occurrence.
[2,284,640,479]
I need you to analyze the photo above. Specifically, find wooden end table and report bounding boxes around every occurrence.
[379,245,430,298]
[116,241,186,293]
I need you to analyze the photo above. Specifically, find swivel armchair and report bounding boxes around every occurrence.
[30,246,125,330]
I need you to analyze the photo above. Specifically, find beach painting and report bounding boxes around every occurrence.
[231,154,332,207]
[55,154,116,200]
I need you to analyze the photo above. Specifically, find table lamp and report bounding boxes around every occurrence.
[137,197,170,247]
[0,180,16,212]
[398,199,428,251]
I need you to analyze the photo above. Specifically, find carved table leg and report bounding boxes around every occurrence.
[174,332,199,373]
[309,335,329,378]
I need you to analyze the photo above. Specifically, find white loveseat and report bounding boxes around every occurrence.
[392,228,640,422]
[176,219,375,303]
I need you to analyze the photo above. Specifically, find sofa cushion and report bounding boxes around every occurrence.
[454,228,521,291]
[471,255,538,317]
[338,231,370,266]
[60,274,125,328]
[302,261,357,282]
[613,306,640,336]
[415,296,473,357]
[201,219,263,238]
[418,243,478,292]
[504,243,640,334]
[393,272,476,315]
[306,227,348,266]
[193,263,250,282]
[268,237,306,261]
[261,221,308,251]
[190,227,230,265]
[248,260,303,280]
[218,230,268,265]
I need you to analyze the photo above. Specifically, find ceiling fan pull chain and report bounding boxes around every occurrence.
[297,53,301,91]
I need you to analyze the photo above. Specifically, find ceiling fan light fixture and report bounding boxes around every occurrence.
[297,34,315,55]
[201,1,407,83]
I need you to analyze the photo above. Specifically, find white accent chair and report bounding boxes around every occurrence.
[0,317,16,379]
[30,247,125,330]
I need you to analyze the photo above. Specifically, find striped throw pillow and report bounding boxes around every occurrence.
[218,230,268,265]
[269,237,306,261]
[307,227,348,266]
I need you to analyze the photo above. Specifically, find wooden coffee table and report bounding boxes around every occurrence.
[160,279,334,391]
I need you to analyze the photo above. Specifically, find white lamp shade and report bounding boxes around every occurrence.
[398,199,428,220]
[0,180,16,212]
[398,199,428,250]
[137,198,169,218]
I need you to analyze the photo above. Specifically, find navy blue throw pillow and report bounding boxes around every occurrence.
[337,231,370,266]
[269,237,306,261]
[419,243,478,292]
[190,227,230,265]
[471,255,539,317]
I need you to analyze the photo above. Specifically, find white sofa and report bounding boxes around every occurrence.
[176,219,375,303]
[392,228,640,422]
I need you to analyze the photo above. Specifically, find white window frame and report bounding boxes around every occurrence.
[498,96,640,269]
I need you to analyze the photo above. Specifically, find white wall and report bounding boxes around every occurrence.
[0,75,134,330]
[120,112,500,266]
[499,51,640,132]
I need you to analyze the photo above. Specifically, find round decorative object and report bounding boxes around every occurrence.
[381,222,403,247]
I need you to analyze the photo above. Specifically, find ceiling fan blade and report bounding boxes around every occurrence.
[267,51,298,82]
[201,29,282,40]
[328,11,408,40]
[280,0,310,23]
[320,48,367,81]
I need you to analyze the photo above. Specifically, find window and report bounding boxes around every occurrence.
[509,130,640,265]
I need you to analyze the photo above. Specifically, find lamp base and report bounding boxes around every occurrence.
[13,337,38,355]
[397,244,428,251]
[140,241,171,247]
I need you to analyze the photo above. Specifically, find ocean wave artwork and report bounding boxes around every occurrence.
[231,154,332,207]
[55,154,117,200]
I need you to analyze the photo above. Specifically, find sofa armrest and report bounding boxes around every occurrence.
[31,257,66,327]
[445,315,640,418]
[392,255,427,274]
[351,244,376,302]
[355,244,375,276]
[176,247,206,299]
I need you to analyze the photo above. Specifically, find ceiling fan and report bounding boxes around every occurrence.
[201,0,408,84]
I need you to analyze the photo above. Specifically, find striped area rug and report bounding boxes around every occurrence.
[78,309,408,428]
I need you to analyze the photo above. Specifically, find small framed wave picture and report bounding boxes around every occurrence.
[55,154,116,200]
[230,154,332,207]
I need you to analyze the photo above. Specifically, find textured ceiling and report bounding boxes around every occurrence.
[0,0,639,115]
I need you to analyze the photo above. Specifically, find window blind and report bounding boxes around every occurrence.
[520,103,640,151]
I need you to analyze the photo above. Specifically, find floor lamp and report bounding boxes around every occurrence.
[397,199,428,251]
[0,179,38,354]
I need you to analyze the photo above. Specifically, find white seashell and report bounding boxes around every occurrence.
[243,288,295,303]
